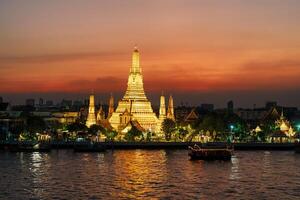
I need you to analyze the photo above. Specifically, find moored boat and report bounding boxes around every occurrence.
[188,144,233,161]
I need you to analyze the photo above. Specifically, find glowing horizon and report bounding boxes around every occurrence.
[1,0,300,107]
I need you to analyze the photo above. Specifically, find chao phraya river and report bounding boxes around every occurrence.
[0,150,299,199]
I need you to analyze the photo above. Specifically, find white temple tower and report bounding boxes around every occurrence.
[167,95,175,121]
[86,94,96,128]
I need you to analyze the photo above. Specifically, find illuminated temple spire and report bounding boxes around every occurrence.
[109,47,159,132]
[157,93,167,131]
[107,93,114,119]
[159,93,166,120]
[97,104,105,122]
[123,47,147,100]
[167,95,175,121]
[86,93,96,127]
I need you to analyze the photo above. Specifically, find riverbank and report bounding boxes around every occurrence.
[0,141,297,151]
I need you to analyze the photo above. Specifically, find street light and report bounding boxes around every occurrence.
[229,125,235,143]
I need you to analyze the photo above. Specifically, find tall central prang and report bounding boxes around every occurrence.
[109,47,159,132]
[123,47,147,100]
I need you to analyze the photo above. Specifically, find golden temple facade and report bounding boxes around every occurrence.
[109,48,159,132]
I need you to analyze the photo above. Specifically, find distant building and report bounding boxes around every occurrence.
[200,104,214,112]
[235,108,267,123]
[73,100,83,107]
[227,100,234,113]
[45,100,54,106]
[29,111,79,128]
[25,99,35,107]
[61,99,72,108]
[0,97,9,112]
[0,111,24,140]
[39,98,44,106]
[265,101,277,110]
[0,103,9,111]
[84,99,89,106]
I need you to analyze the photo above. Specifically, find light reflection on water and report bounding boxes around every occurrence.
[0,150,299,199]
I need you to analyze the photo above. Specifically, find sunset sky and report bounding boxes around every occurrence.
[1,0,300,107]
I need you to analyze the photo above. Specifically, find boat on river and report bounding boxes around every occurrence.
[188,144,233,161]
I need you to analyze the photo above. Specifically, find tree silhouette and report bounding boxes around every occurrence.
[162,119,176,141]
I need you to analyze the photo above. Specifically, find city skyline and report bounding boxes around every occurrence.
[1,0,300,107]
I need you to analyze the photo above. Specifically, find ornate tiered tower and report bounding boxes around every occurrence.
[86,94,96,127]
[107,94,114,119]
[96,105,105,122]
[159,94,166,121]
[157,94,167,131]
[167,95,175,121]
[109,47,158,132]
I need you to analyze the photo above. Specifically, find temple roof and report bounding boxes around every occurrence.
[121,119,146,133]
[184,108,199,122]
[263,107,280,121]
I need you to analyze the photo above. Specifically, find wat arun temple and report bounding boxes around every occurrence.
[86,47,175,133]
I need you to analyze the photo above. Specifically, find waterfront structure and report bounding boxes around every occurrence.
[275,111,295,137]
[109,48,159,132]
[86,94,96,128]
[167,95,175,121]
[48,112,79,124]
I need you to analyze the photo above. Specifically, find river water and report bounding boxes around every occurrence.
[0,150,299,200]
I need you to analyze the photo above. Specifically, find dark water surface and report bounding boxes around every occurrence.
[0,150,299,200]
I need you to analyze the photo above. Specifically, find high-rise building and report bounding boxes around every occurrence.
[109,47,159,132]
[227,100,234,113]
[45,100,53,106]
[39,98,44,106]
[26,99,35,107]
[86,94,96,128]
